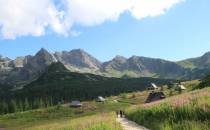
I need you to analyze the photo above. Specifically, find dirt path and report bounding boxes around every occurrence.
[117,117,149,130]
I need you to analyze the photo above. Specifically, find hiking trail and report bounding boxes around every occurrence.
[117,117,149,130]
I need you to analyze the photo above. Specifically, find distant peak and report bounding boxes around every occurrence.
[39,48,48,52]
[36,48,50,56]
[69,49,92,58]
[203,51,210,57]
[130,55,140,59]
[70,49,86,53]
[113,55,127,61]
[0,55,11,61]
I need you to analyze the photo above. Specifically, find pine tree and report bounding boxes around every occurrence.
[2,101,8,114]
[9,100,18,113]
[24,98,30,111]
[18,100,24,112]
[39,98,44,108]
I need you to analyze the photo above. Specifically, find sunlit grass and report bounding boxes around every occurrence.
[25,113,121,130]
[126,88,210,130]
[0,101,126,130]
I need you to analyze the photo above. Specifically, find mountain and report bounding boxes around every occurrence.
[102,55,127,72]
[54,49,101,72]
[102,56,187,79]
[0,55,12,70]
[177,52,210,79]
[1,48,210,86]
[178,51,210,69]
[0,48,57,85]
[23,48,57,72]
[0,56,13,84]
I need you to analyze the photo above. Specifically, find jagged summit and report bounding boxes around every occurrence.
[36,48,51,56]
[0,55,11,62]
[112,55,127,61]
[54,48,102,70]
[203,51,210,57]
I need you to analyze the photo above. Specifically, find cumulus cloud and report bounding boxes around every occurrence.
[0,0,66,39]
[0,0,184,39]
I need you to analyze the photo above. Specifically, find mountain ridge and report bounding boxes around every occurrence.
[1,48,210,85]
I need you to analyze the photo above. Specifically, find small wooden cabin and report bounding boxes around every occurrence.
[175,84,186,91]
[96,96,106,102]
[147,83,159,90]
[145,92,166,103]
[70,101,82,107]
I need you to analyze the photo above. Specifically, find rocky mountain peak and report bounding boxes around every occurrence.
[128,55,142,63]
[202,51,210,59]
[55,49,102,70]
[69,49,92,58]
[113,55,127,62]
[0,55,11,62]
[36,48,50,56]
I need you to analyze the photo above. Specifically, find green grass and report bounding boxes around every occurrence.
[0,100,128,130]
[177,60,196,69]
[23,113,122,130]
[125,88,210,130]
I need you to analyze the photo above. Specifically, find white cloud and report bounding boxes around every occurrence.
[129,0,184,19]
[0,0,65,39]
[0,0,184,39]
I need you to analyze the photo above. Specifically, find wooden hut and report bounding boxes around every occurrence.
[70,101,82,107]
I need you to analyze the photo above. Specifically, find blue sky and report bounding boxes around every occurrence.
[0,0,210,62]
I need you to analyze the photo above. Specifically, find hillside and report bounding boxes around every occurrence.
[103,56,188,79]
[126,87,210,130]
[14,62,173,105]
[178,51,210,69]
[177,52,210,79]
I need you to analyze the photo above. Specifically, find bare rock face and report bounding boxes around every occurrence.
[12,57,28,68]
[54,49,102,71]
[25,48,57,71]
[0,48,57,85]
[102,55,127,71]
[0,55,12,72]
[0,56,13,84]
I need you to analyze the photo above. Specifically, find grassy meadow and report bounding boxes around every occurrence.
[0,99,129,130]
[126,87,210,130]
[24,113,122,130]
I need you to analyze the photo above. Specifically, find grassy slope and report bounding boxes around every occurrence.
[0,100,129,130]
[126,87,210,130]
[24,113,121,130]
[14,62,173,103]
[177,60,196,69]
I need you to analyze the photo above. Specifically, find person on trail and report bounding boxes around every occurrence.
[120,110,123,118]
